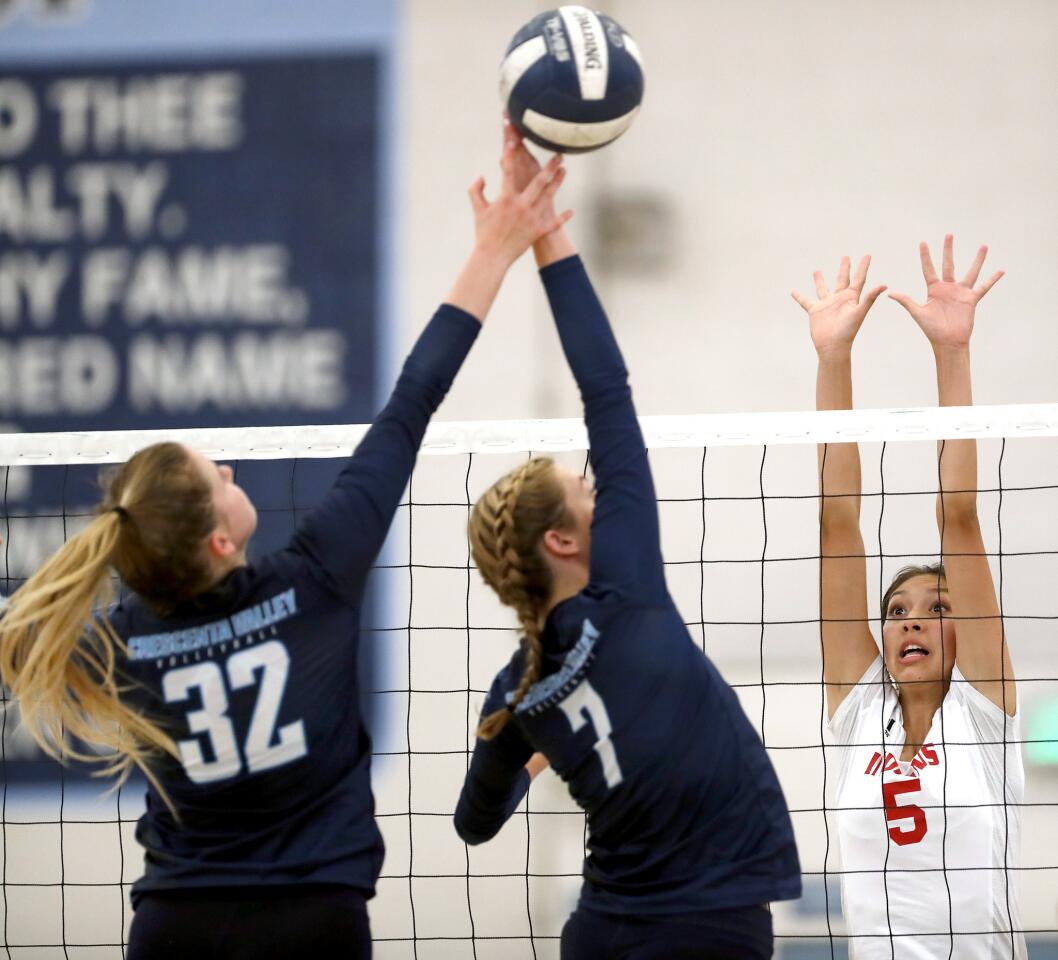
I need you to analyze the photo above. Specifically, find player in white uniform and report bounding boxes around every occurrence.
[793,237,1023,959]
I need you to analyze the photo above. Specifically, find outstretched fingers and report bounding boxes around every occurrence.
[861,283,888,313]
[888,290,920,317]
[975,269,1005,300]
[941,233,955,282]
[813,270,829,299]
[468,177,488,216]
[539,164,567,204]
[544,208,575,234]
[791,290,815,312]
[500,140,518,195]
[835,256,852,291]
[522,154,563,204]
[919,241,938,285]
[962,244,988,287]
[850,254,872,296]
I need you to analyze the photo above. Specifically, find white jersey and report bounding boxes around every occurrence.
[829,658,1024,959]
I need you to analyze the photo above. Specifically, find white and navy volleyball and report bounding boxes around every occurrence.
[500,6,644,154]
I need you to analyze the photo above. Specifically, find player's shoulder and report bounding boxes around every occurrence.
[828,655,887,737]
[488,647,528,706]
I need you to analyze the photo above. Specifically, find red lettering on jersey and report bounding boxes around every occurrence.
[883,779,928,845]
[883,752,900,773]
[865,752,883,776]
[910,743,939,770]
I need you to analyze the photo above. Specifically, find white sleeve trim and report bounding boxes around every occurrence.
[827,656,884,741]
[951,664,1018,723]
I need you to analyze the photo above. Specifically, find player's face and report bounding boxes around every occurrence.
[186,446,258,552]
[881,576,957,687]
[553,464,595,556]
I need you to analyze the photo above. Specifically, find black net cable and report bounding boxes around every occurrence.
[935,439,955,960]
[998,437,1017,959]
[462,452,479,960]
[876,440,899,960]
[58,463,71,960]
[405,467,419,958]
[818,442,836,958]
[2,464,10,960]
[758,445,769,753]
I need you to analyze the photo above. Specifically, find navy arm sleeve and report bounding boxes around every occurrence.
[454,682,534,845]
[540,255,665,601]
[291,305,480,601]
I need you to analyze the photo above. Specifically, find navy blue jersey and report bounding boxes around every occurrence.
[111,305,480,903]
[454,257,801,915]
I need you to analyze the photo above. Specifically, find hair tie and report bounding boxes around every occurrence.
[112,505,130,521]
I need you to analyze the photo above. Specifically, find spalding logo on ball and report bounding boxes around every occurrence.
[500,6,644,154]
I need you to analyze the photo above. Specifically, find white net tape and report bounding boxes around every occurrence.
[0,403,1056,465]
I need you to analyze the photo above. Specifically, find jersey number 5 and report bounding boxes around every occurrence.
[883,779,928,846]
[559,680,624,789]
[162,640,307,784]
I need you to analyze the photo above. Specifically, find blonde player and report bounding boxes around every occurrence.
[793,238,1023,958]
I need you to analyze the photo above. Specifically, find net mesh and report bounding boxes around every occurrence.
[2,404,1058,959]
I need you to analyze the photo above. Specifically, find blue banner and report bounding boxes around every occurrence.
[0,0,397,782]
[0,54,380,431]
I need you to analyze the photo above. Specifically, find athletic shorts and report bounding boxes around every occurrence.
[560,902,773,960]
[127,884,371,960]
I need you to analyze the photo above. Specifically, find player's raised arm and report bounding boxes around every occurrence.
[889,235,1014,714]
[499,125,664,602]
[793,256,887,718]
[292,152,572,601]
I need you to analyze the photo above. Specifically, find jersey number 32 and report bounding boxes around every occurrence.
[162,640,307,784]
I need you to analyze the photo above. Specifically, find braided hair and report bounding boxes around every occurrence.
[468,458,572,739]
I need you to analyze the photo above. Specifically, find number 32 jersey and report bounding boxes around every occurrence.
[108,305,481,903]
[830,657,1025,959]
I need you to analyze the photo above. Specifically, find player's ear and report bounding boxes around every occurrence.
[206,525,236,560]
[540,527,578,560]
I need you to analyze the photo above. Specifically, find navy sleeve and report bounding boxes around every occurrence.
[291,305,480,600]
[540,255,665,601]
[454,682,535,845]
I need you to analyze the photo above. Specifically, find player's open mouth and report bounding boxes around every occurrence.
[899,643,930,663]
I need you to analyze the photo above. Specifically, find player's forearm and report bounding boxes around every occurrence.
[816,352,862,527]
[934,345,978,527]
[454,767,531,845]
[445,246,516,323]
[303,306,481,579]
[533,224,577,269]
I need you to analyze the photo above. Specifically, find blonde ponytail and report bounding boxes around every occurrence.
[0,510,178,791]
[469,458,570,739]
[0,441,217,802]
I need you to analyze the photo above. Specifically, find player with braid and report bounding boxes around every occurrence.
[454,124,801,960]
[793,238,1023,958]
[0,148,570,960]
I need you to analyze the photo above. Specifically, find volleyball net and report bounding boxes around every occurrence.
[2,404,1058,959]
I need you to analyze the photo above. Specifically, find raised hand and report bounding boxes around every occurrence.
[888,235,1003,351]
[502,117,546,195]
[792,255,887,357]
[467,131,571,268]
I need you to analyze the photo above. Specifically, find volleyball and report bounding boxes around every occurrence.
[499,6,644,154]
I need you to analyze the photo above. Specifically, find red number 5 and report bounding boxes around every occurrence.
[883,779,928,846]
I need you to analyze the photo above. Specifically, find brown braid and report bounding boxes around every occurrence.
[469,458,571,739]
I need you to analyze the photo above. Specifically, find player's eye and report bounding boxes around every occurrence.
[888,605,905,617]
